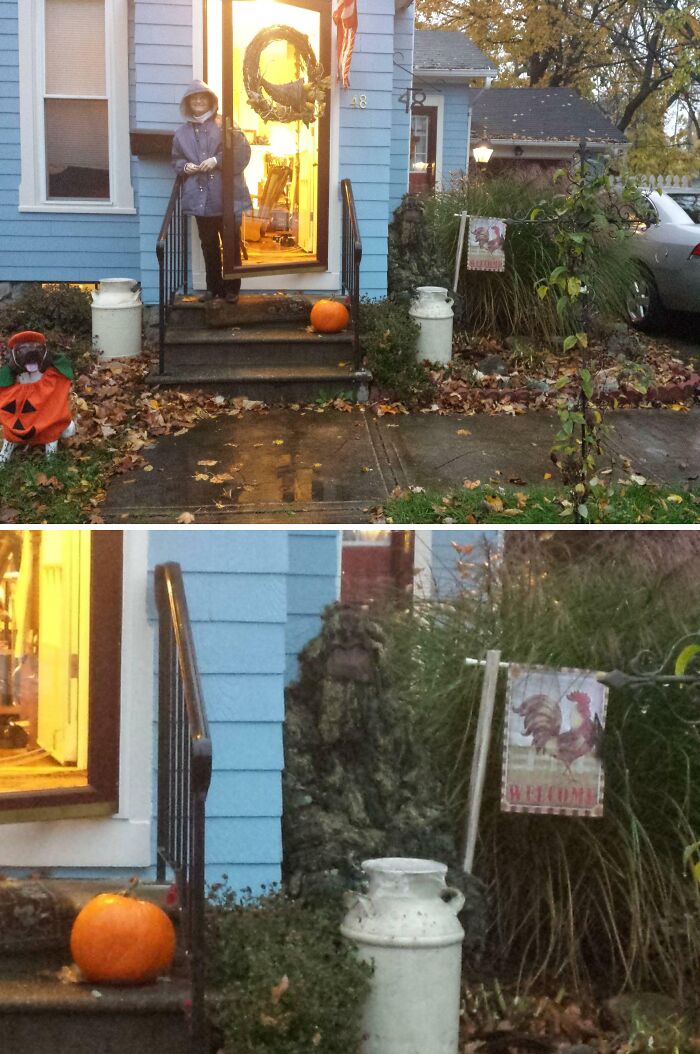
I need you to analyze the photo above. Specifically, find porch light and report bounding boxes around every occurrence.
[472,137,493,165]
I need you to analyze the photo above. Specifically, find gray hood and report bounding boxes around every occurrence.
[179,79,219,119]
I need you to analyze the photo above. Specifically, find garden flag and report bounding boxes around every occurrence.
[501,664,608,818]
[333,0,358,88]
[467,217,507,272]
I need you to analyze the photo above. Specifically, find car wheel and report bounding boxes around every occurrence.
[626,271,666,331]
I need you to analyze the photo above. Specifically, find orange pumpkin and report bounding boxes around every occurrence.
[70,889,176,984]
[310,299,350,333]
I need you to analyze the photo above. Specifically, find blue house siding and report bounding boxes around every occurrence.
[389,3,413,215]
[440,83,470,184]
[285,530,341,684]
[429,529,500,596]
[148,530,289,888]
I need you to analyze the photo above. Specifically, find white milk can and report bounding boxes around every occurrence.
[91,278,143,359]
[409,285,454,365]
[341,858,465,1054]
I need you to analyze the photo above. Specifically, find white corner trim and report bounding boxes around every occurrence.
[0,532,154,870]
[18,0,134,213]
[413,531,434,599]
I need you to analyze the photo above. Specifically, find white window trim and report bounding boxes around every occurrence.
[0,532,154,869]
[191,0,341,291]
[17,0,135,214]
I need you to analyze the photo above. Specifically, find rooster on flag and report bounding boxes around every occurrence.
[333,0,357,88]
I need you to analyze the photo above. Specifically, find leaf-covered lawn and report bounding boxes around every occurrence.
[0,352,266,523]
[384,482,700,524]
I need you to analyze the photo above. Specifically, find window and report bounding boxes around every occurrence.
[0,530,122,821]
[18,0,134,212]
[341,531,415,605]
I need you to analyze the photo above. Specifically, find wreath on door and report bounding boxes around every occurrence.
[243,25,330,125]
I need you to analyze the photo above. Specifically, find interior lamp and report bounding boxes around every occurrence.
[269,125,297,158]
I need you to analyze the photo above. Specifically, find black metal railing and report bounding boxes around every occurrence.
[340,178,365,380]
[155,562,212,1054]
[156,177,189,374]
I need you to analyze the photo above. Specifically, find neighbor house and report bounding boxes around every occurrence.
[470,87,627,176]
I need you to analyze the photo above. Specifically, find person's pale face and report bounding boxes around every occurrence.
[189,93,212,116]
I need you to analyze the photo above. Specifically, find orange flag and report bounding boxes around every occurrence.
[333,0,358,88]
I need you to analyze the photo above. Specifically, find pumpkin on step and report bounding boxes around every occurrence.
[310,299,350,334]
[70,880,176,984]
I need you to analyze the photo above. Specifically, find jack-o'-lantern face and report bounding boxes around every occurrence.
[1,394,38,441]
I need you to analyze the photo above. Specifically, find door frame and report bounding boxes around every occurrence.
[0,531,154,869]
[409,104,438,193]
[193,0,341,291]
[220,0,331,279]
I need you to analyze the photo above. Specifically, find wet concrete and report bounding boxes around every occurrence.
[103,409,392,522]
[101,406,700,522]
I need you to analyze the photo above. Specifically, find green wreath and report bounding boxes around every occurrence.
[243,25,330,126]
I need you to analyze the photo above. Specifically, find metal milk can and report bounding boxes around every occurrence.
[408,285,455,366]
[341,858,465,1054]
[91,278,143,359]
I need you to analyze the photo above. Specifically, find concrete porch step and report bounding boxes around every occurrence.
[163,323,353,369]
[0,879,191,1054]
[0,975,191,1054]
[149,362,360,401]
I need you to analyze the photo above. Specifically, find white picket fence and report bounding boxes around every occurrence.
[612,173,696,189]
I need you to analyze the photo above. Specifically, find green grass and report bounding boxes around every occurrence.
[0,445,116,522]
[386,483,700,524]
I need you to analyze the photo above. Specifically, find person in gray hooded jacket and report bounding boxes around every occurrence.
[172,79,252,301]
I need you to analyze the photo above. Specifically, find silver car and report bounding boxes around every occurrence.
[625,189,700,328]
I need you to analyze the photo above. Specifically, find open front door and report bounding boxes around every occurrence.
[218,0,331,279]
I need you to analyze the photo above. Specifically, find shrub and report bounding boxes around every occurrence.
[425,176,641,344]
[0,284,92,337]
[383,533,700,999]
[359,299,431,400]
[207,885,372,1054]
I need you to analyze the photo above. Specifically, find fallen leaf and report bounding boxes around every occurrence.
[483,495,504,512]
[271,975,289,1005]
[361,466,373,473]
[143,464,154,473]
[177,512,196,523]
[273,439,285,446]
[667,494,684,503]
[313,462,322,469]
[197,459,218,467]
[456,428,472,436]
[543,472,553,480]
[463,479,481,490]
[210,472,235,484]
[629,474,647,486]
[193,472,210,481]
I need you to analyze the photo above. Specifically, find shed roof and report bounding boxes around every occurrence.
[471,87,627,144]
[413,29,496,73]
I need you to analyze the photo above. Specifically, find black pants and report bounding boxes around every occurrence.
[195,215,242,296]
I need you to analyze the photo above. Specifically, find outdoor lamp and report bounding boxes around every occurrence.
[472,137,493,165]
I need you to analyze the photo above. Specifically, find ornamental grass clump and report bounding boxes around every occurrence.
[425,176,640,344]
[384,532,700,1000]
[206,885,372,1054]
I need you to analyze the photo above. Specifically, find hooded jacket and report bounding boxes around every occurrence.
[172,79,252,217]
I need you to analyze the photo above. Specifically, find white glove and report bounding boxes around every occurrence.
[199,157,217,172]
[184,162,200,174]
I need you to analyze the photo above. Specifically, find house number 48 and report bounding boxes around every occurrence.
[351,94,368,109]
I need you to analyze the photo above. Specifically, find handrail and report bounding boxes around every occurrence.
[156,176,189,374]
[154,562,212,1054]
[340,178,368,390]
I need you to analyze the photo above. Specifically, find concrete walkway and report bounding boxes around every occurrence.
[101,406,700,522]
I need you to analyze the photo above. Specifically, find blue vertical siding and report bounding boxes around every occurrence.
[0,0,140,282]
[285,530,341,683]
[440,83,470,184]
[430,529,501,596]
[338,0,395,299]
[389,3,414,215]
[148,530,289,889]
